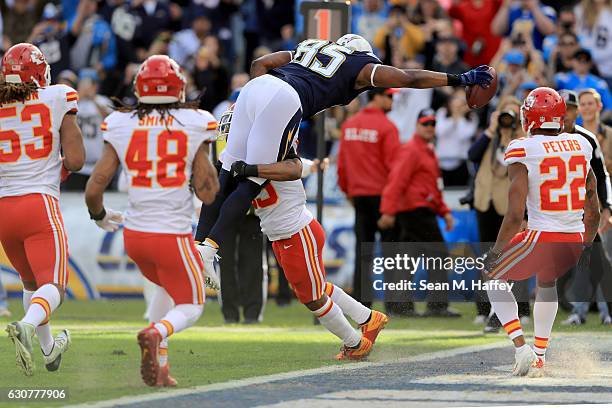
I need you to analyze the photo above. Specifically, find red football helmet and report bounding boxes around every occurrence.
[520,87,566,134]
[134,55,186,104]
[1,43,50,87]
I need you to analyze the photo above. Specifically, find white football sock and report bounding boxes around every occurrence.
[312,298,361,348]
[324,282,371,325]
[154,304,203,339]
[487,280,523,341]
[22,284,61,328]
[148,286,174,324]
[23,290,55,355]
[533,285,558,356]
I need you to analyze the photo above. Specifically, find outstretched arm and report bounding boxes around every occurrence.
[355,63,493,90]
[250,51,293,78]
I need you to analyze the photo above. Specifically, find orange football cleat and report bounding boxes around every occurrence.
[156,364,178,387]
[360,310,389,344]
[137,325,162,387]
[335,337,373,361]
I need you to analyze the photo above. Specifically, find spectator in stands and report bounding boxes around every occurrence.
[213,72,249,119]
[432,35,469,75]
[29,3,72,82]
[130,0,173,53]
[64,69,112,191]
[497,49,529,97]
[555,49,612,111]
[338,88,401,311]
[546,32,580,79]
[491,0,556,51]
[542,6,577,64]
[1,0,44,46]
[373,5,424,64]
[580,89,612,175]
[169,9,212,68]
[378,108,460,318]
[352,0,388,45]
[448,0,502,67]
[192,45,230,112]
[69,0,117,76]
[388,56,433,141]
[435,88,478,186]
[467,96,531,330]
[412,3,450,70]
[57,69,78,89]
[575,0,612,89]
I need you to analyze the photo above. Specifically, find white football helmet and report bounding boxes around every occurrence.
[336,34,373,53]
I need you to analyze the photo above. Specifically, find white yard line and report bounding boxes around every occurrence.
[68,341,507,408]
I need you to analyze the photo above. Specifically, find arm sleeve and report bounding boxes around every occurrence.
[504,139,527,165]
[468,133,491,163]
[380,150,417,215]
[60,85,79,115]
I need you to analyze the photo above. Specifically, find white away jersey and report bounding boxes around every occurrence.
[253,180,313,241]
[504,133,593,233]
[0,84,79,199]
[103,109,217,234]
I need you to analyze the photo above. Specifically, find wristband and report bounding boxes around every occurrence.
[244,164,259,177]
[447,73,461,87]
[89,208,106,221]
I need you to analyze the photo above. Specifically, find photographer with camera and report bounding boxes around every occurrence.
[467,96,531,331]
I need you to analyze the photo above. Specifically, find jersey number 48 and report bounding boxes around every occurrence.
[125,129,187,188]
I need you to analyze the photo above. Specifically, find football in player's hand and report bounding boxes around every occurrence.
[466,67,497,109]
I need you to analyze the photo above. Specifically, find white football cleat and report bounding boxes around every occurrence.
[512,344,537,376]
[195,244,221,290]
[43,329,71,372]
[528,355,545,378]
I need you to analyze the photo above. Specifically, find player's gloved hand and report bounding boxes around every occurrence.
[230,160,258,179]
[90,208,124,232]
[575,243,593,273]
[459,65,493,88]
[482,248,502,277]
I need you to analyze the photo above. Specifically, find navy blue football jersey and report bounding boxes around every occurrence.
[269,39,381,118]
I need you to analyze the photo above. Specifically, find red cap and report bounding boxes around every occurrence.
[417,108,436,124]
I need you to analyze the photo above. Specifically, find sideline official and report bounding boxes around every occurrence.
[379,109,461,317]
[338,88,401,310]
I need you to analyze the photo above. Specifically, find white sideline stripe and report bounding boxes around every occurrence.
[68,341,507,408]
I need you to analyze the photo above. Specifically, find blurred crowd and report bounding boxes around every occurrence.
[1,0,611,323]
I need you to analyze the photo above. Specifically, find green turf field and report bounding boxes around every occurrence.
[0,299,607,407]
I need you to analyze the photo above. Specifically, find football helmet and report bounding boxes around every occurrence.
[134,55,186,104]
[217,103,234,140]
[520,87,566,134]
[336,34,373,53]
[1,43,51,87]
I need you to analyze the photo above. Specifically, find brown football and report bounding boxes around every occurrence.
[466,66,498,109]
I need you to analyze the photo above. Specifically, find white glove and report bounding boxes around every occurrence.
[94,209,124,232]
